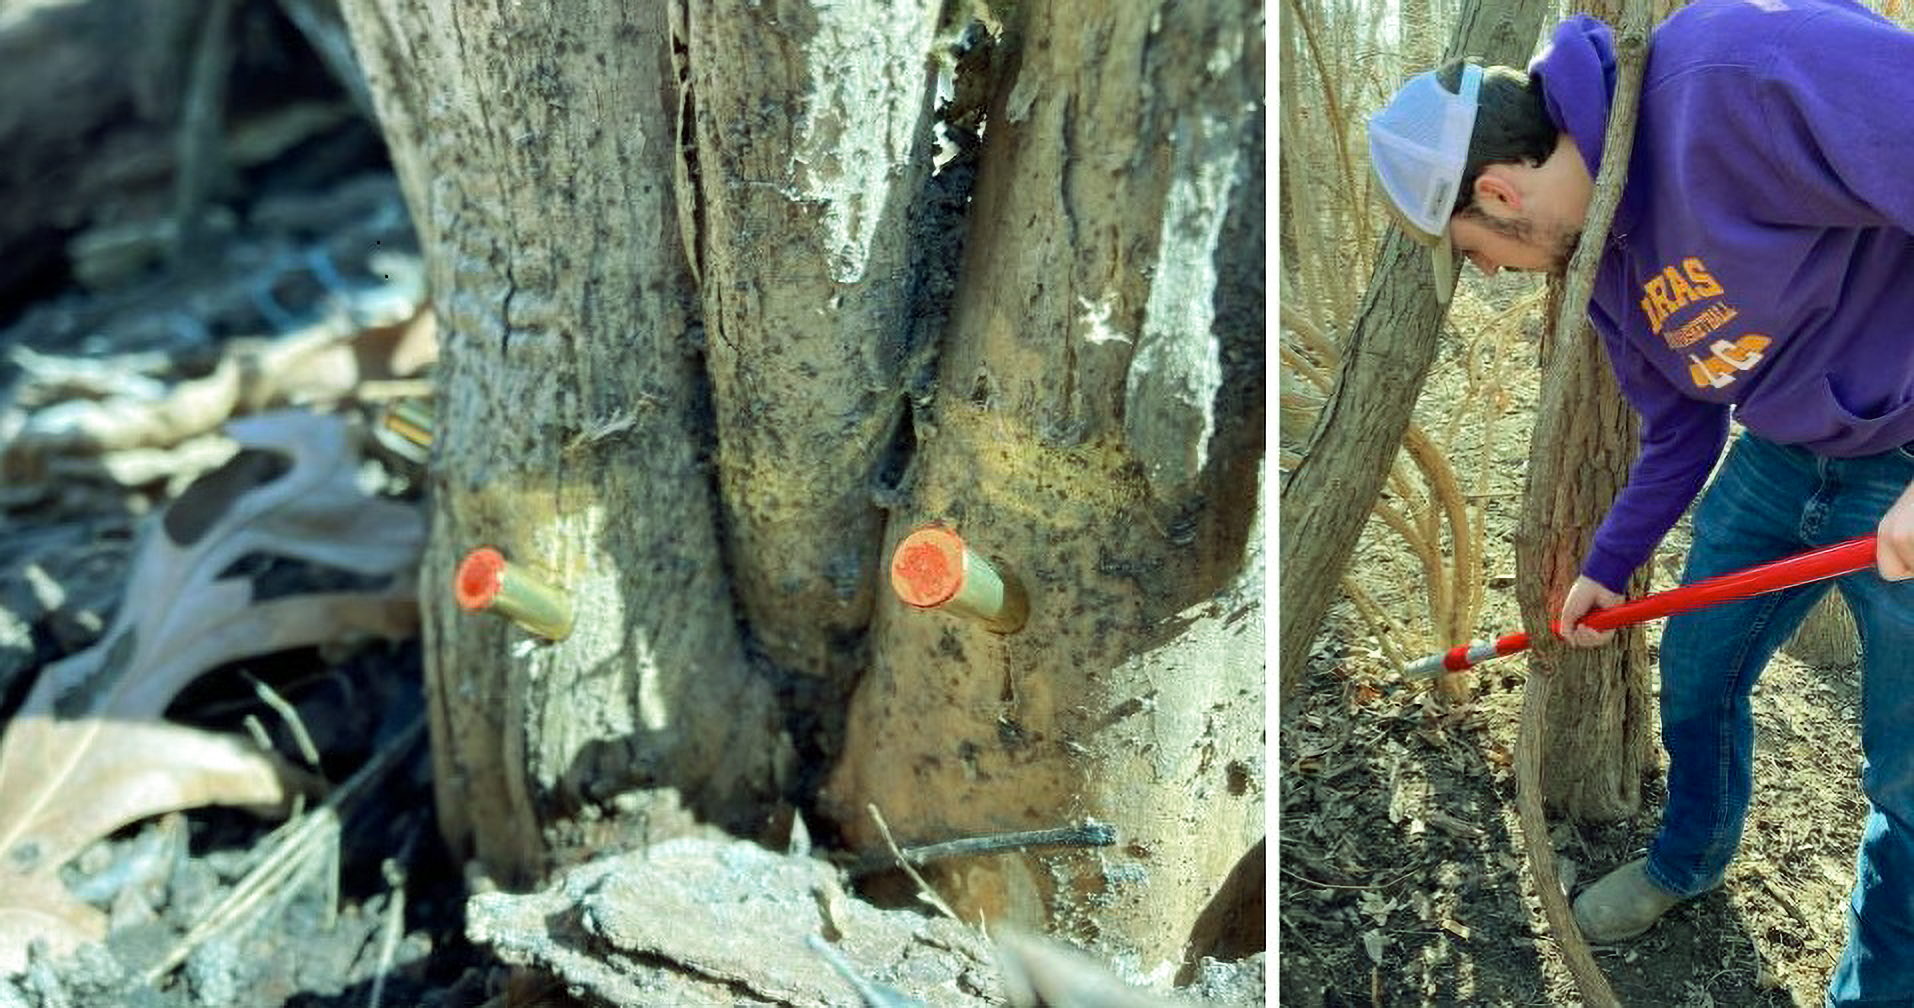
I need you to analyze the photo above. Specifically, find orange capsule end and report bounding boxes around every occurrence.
[456,547,507,610]
[891,526,966,608]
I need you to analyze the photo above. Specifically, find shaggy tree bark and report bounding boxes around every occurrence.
[337,2,788,886]
[822,1,1264,973]
[340,0,1264,974]
[1277,0,1550,710]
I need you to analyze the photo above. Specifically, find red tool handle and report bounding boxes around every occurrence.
[1403,535,1878,679]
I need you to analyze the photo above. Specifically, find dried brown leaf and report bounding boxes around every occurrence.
[1,719,302,879]
[3,304,435,481]
[247,303,437,411]
[0,411,421,973]
[9,356,242,458]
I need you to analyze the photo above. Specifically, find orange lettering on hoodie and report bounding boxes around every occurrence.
[1684,257,1724,297]
[1663,265,1699,308]
[1642,277,1679,333]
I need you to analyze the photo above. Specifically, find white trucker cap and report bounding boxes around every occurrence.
[1366,64,1482,305]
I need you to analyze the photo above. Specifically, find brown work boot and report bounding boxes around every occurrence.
[1572,858,1685,943]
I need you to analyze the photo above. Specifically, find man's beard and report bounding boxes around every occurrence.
[1473,210,1582,274]
[1544,225,1583,275]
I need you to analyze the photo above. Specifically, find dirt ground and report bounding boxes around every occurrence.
[1278,285,1871,1006]
[1279,617,1866,1007]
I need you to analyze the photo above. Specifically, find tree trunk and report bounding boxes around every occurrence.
[1401,0,1437,73]
[679,0,942,758]
[1516,307,1654,818]
[822,1,1265,972]
[340,0,1266,973]
[337,1,786,886]
[1512,0,1655,824]
[1277,0,1550,711]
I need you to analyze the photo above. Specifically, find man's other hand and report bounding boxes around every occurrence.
[1876,478,1914,580]
[1558,575,1625,647]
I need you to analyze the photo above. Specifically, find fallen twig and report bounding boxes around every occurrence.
[866,804,960,922]
[1758,875,1812,930]
[364,827,418,1008]
[846,822,1116,877]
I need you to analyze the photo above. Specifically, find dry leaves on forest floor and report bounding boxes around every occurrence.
[0,297,434,506]
[1280,629,1868,1008]
[0,411,424,974]
[0,238,438,977]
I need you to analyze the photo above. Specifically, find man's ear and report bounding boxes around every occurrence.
[1472,171,1522,214]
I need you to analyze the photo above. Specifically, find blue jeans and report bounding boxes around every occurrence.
[1643,432,1914,1006]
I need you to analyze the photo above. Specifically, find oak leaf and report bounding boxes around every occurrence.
[0,411,422,975]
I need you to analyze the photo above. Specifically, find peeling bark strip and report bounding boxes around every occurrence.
[825,0,1265,973]
[467,837,1000,1006]
[337,0,783,884]
[1125,109,1238,504]
[681,0,941,690]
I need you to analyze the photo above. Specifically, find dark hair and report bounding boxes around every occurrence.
[1436,60,1556,216]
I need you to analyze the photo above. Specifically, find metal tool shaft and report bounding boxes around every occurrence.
[1403,535,1877,679]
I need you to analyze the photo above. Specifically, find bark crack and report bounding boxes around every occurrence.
[1057,93,1083,438]
[500,269,517,355]
[668,0,704,288]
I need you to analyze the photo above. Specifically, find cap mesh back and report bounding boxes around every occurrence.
[1366,65,1481,238]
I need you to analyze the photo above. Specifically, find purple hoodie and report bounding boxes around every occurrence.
[1532,0,1914,592]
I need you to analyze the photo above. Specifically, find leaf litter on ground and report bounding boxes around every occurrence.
[0,411,423,974]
